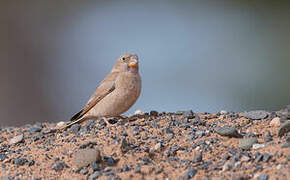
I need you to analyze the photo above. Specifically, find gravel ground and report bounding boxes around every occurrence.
[0,106,289,180]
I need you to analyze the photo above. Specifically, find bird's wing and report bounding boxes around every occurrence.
[70,72,119,121]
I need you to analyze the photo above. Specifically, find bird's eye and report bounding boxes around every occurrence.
[122,57,126,61]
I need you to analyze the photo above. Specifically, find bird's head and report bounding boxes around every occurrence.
[112,53,139,73]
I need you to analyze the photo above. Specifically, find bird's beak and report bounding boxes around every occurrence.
[128,59,138,67]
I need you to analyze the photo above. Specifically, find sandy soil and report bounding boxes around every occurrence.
[0,108,289,180]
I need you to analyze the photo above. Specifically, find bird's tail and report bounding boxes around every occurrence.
[58,117,86,131]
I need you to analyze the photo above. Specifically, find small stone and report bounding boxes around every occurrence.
[13,158,27,166]
[90,161,103,171]
[120,138,130,153]
[29,126,42,133]
[264,132,273,142]
[255,154,263,163]
[183,110,195,119]
[154,143,162,152]
[69,124,81,134]
[240,155,250,162]
[234,161,241,169]
[222,153,231,160]
[215,126,243,138]
[56,121,66,127]
[150,110,158,116]
[104,157,118,166]
[90,171,102,179]
[107,117,118,124]
[281,142,290,148]
[240,110,268,120]
[278,121,290,137]
[258,174,269,180]
[134,110,145,115]
[193,153,202,163]
[270,117,281,127]
[276,164,282,170]
[184,168,197,180]
[0,154,7,161]
[75,149,101,170]
[107,158,115,166]
[9,134,24,145]
[252,144,265,150]
[262,153,271,162]
[80,168,88,175]
[52,162,68,171]
[245,131,256,137]
[222,161,232,171]
[220,110,227,114]
[238,138,258,150]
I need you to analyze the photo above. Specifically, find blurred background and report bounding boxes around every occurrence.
[0,0,290,126]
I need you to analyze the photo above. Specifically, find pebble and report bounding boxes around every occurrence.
[240,110,268,120]
[120,138,130,153]
[215,126,243,138]
[13,158,27,166]
[104,156,118,166]
[220,110,227,114]
[270,117,281,127]
[264,132,273,142]
[69,124,81,134]
[75,149,101,169]
[252,144,265,150]
[90,171,102,179]
[278,121,290,137]
[56,121,66,127]
[191,117,206,126]
[262,153,271,162]
[240,155,250,162]
[90,161,103,172]
[183,110,195,119]
[258,174,269,180]
[193,153,202,163]
[244,131,256,137]
[0,153,7,161]
[222,161,232,171]
[184,168,197,180]
[222,153,231,160]
[134,110,145,115]
[9,134,24,145]
[153,143,162,152]
[79,168,88,175]
[281,142,290,148]
[150,110,159,116]
[52,161,68,171]
[29,126,42,133]
[238,138,258,150]
[255,154,263,163]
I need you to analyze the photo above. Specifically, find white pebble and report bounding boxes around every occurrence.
[134,110,145,115]
[56,121,66,127]
[9,134,24,145]
[252,143,265,150]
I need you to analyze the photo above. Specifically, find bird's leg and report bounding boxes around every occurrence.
[102,116,112,126]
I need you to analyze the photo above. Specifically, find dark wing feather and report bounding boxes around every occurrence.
[70,72,119,121]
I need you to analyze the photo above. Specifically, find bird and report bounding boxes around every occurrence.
[61,53,141,130]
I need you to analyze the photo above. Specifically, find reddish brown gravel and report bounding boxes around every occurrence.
[0,108,289,180]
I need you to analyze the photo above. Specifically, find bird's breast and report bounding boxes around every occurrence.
[116,72,141,92]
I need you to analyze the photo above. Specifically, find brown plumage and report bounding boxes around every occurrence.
[61,53,141,129]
